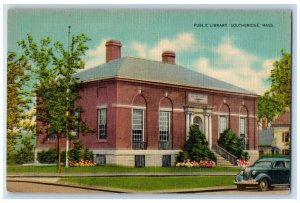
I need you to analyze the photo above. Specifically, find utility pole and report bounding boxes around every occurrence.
[65,25,71,168]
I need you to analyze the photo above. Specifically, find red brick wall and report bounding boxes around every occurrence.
[36,78,258,151]
[76,81,118,149]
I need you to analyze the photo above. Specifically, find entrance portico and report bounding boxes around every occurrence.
[184,105,213,149]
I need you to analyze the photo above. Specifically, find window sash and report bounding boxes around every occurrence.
[98,108,107,140]
[219,115,228,134]
[240,117,247,137]
[159,111,170,141]
[282,132,290,143]
[132,109,143,142]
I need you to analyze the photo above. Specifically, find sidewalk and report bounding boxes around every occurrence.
[6,176,237,194]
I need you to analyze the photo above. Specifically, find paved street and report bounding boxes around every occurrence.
[199,186,290,195]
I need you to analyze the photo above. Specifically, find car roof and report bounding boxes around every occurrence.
[258,157,290,162]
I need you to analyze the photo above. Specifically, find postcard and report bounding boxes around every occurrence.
[6,6,292,196]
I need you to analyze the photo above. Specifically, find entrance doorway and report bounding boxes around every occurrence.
[193,116,203,133]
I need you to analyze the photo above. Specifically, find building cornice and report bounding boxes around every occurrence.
[79,76,259,98]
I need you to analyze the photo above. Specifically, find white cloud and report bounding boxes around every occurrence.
[195,37,276,95]
[212,36,260,68]
[84,33,196,70]
[130,32,197,61]
[84,39,107,69]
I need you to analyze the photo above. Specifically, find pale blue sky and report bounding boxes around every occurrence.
[7,9,291,95]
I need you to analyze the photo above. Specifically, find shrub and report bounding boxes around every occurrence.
[68,140,93,162]
[14,136,34,164]
[37,140,93,164]
[217,128,249,160]
[176,151,189,163]
[176,125,216,163]
[37,148,66,164]
[37,148,57,163]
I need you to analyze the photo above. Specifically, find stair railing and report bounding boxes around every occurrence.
[216,145,237,165]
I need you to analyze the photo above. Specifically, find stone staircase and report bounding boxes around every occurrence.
[213,151,237,167]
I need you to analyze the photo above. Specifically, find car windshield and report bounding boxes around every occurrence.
[252,161,272,168]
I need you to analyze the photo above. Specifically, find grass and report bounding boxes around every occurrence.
[60,176,235,191]
[7,164,239,173]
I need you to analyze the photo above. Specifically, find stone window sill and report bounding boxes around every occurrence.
[97,139,108,143]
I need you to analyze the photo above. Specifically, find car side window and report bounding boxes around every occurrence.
[274,161,285,168]
[285,161,290,169]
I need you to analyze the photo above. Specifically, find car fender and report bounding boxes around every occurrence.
[255,173,271,184]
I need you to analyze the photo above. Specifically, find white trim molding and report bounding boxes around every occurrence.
[212,112,257,118]
[111,103,146,110]
[173,108,185,112]
[160,107,172,112]
[97,104,108,109]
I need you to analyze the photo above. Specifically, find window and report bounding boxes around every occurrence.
[282,132,290,143]
[219,115,228,135]
[240,117,246,136]
[135,155,145,168]
[285,161,291,169]
[47,134,56,141]
[98,108,107,140]
[282,149,290,155]
[239,117,247,149]
[253,161,272,168]
[162,155,171,167]
[132,109,144,142]
[159,111,170,141]
[94,154,106,165]
[274,161,286,168]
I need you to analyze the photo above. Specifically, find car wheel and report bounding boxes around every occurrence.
[237,185,245,191]
[258,178,269,191]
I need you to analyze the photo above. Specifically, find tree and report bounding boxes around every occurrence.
[217,128,249,160]
[177,125,216,162]
[258,51,291,123]
[7,52,32,163]
[18,33,92,172]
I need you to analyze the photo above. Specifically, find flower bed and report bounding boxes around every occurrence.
[237,159,250,168]
[69,160,96,167]
[176,159,216,168]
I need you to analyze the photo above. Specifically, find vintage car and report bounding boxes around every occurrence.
[234,157,290,191]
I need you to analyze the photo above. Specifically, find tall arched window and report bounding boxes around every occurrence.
[132,95,147,149]
[239,106,248,149]
[218,103,230,137]
[159,97,173,150]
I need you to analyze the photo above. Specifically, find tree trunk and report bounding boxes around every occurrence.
[57,135,61,173]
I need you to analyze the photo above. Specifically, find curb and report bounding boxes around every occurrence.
[7,172,237,178]
[6,178,237,194]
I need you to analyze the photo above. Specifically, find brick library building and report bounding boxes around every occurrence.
[36,40,259,167]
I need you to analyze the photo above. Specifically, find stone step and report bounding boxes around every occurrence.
[212,151,236,167]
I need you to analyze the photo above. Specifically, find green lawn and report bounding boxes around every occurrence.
[60,176,235,191]
[7,165,239,173]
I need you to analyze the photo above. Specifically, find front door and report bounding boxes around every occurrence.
[193,116,203,133]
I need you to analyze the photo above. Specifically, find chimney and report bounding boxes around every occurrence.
[162,51,176,64]
[105,40,122,63]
